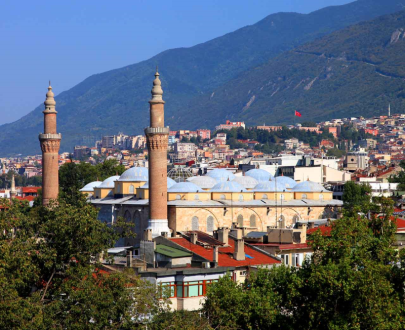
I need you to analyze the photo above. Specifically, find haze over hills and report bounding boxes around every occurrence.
[0,0,404,156]
[177,10,405,128]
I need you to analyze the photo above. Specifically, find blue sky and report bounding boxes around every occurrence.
[0,0,352,125]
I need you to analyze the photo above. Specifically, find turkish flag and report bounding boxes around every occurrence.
[295,110,302,117]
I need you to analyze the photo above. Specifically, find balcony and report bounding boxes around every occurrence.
[38,133,62,140]
[144,127,169,135]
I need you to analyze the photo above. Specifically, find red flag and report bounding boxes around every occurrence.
[295,110,302,117]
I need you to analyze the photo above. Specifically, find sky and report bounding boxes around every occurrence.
[0,0,353,125]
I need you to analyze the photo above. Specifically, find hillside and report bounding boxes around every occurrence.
[176,10,405,128]
[0,0,403,156]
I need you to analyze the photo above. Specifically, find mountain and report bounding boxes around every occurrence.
[1,0,404,156]
[177,10,405,128]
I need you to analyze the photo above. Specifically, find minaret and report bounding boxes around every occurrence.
[145,69,170,237]
[39,82,61,206]
[388,103,391,117]
[10,174,16,201]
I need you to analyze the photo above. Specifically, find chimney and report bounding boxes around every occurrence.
[190,232,198,244]
[301,223,307,243]
[161,231,169,238]
[126,250,133,267]
[217,227,229,245]
[233,237,245,261]
[242,226,249,237]
[213,246,219,267]
[144,229,153,241]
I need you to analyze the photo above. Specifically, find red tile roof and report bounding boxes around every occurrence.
[22,187,40,193]
[15,196,35,202]
[170,237,280,267]
[307,225,332,237]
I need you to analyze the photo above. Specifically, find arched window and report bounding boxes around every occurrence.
[237,214,244,227]
[134,212,142,237]
[192,216,199,230]
[250,214,256,227]
[319,194,324,200]
[262,194,268,199]
[293,215,300,224]
[302,194,308,199]
[129,184,135,194]
[194,194,199,200]
[124,210,132,222]
[239,194,244,201]
[279,215,286,228]
[220,194,226,200]
[207,216,214,232]
[176,194,181,200]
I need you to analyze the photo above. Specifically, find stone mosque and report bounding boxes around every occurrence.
[37,71,342,246]
[79,70,343,245]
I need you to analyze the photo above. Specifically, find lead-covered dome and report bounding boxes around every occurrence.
[292,181,329,192]
[274,176,297,189]
[98,176,120,188]
[254,181,286,192]
[232,176,259,189]
[211,181,247,192]
[140,177,176,189]
[245,169,274,182]
[80,181,102,192]
[187,176,217,189]
[118,167,148,182]
[168,182,202,193]
[167,168,193,183]
[207,169,235,182]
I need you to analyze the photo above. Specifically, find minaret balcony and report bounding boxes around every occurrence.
[39,133,62,140]
[145,127,170,135]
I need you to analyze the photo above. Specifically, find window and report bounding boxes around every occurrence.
[293,215,300,224]
[194,194,199,200]
[285,254,289,265]
[124,210,131,222]
[192,216,199,230]
[207,216,214,232]
[174,280,218,298]
[302,194,307,199]
[117,185,121,193]
[250,214,256,227]
[220,194,226,200]
[176,194,181,200]
[237,214,244,227]
[239,194,244,201]
[159,282,176,298]
[129,184,135,194]
[319,194,324,200]
[262,194,268,199]
[280,194,285,200]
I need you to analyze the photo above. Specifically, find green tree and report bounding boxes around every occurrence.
[0,197,168,329]
[342,181,372,213]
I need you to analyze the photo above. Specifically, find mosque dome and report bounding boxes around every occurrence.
[254,181,286,192]
[292,181,329,192]
[211,181,247,192]
[245,169,274,182]
[187,176,217,189]
[232,176,258,189]
[140,177,176,189]
[98,176,120,189]
[207,169,235,182]
[118,167,148,182]
[168,182,202,193]
[79,181,102,192]
[274,176,297,189]
[167,168,193,183]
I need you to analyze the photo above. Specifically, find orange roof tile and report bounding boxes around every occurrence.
[170,237,280,267]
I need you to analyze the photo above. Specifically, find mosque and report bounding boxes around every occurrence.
[79,70,343,246]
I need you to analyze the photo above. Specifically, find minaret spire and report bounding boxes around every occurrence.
[388,103,391,117]
[145,69,170,237]
[39,82,61,206]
